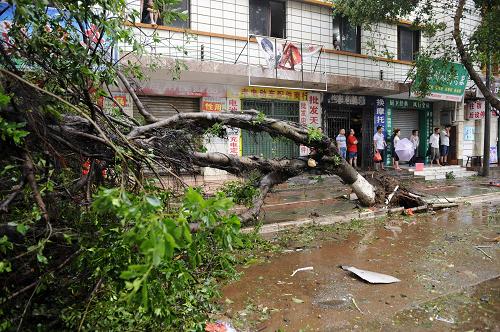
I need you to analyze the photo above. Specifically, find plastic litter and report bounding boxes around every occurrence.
[291,266,314,277]
[341,265,400,284]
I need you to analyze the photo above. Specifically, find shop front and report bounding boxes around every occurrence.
[380,98,433,166]
[323,94,375,168]
[227,87,322,159]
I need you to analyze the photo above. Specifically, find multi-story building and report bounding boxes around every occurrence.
[114,0,498,173]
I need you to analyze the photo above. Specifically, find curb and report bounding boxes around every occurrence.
[242,191,500,235]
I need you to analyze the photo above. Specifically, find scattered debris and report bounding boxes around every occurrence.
[480,235,500,242]
[341,265,400,284]
[435,316,455,324]
[351,297,364,314]
[404,208,414,216]
[480,295,490,303]
[474,246,493,260]
[292,297,304,304]
[385,185,399,205]
[205,321,238,332]
[291,266,314,277]
[384,225,402,233]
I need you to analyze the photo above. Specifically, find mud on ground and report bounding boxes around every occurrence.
[220,202,500,331]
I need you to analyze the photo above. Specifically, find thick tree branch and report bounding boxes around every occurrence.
[22,153,49,221]
[453,0,500,110]
[116,71,158,124]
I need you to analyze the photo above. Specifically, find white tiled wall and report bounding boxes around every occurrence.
[127,1,484,84]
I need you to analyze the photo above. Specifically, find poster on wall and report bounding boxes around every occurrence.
[226,127,241,156]
[464,126,475,141]
[490,147,498,164]
[98,93,133,117]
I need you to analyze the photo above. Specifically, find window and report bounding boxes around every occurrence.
[398,26,420,61]
[141,0,190,29]
[332,15,361,54]
[249,0,286,39]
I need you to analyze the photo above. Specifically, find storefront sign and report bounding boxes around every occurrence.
[374,98,386,135]
[201,97,225,112]
[326,94,366,106]
[299,93,322,156]
[98,93,133,117]
[227,98,241,112]
[226,127,241,156]
[387,99,431,110]
[465,100,498,119]
[231,87,308,101]
[413,61,468,102]
[464,126,475,141]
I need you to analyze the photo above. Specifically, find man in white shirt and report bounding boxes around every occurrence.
[440,125,451,165]
[429,127,442,167]
[373,125,386,170]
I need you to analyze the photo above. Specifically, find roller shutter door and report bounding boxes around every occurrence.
[136,95,200,119]
[392,109,419,140]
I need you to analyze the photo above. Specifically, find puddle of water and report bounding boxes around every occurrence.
[222,204,500,331]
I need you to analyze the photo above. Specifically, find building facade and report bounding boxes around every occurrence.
[112,0,498,174]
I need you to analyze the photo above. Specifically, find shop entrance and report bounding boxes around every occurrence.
[324,105,373,168]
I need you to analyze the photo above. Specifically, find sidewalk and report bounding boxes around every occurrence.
[249,169,500,233]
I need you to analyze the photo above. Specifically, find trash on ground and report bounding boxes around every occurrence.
[384,225,402,233]
[404,208,414,216]
[291,266,314,277]
[205,321,238,332]
[435,316,455,324]
[292,297,304,303]
[341,265,401,284]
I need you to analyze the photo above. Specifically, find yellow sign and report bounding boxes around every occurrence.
[230,87,308,101]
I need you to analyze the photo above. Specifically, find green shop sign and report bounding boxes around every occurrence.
[413,61,469,102]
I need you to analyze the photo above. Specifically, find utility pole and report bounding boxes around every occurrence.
[481,0,492,177]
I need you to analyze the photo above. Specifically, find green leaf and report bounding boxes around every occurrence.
[37,253,48,264]
[145,196,161,208]
[292,298,304,304]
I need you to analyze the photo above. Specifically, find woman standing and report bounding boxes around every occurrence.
[392,128,401,171]
[347,129,358,168]
[409,130,419,167]
[373,126,386,171]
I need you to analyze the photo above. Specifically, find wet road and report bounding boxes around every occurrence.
[222,202,500,331]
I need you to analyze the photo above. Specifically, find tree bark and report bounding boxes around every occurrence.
[453,0,500,110]
[116,71,159,124]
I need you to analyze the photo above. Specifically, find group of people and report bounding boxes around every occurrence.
[335,124,452,170]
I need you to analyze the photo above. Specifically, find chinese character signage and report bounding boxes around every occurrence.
[464,126,475,141]
[412,61,468,102]
[231,87,308,101]
[201,97,225,112]
[227,98,241,112]
[374,98,386,135]
[98,93,133,117]
[387,99,431,110]
[299,93,322,156]
[465,100,498,119]
[226,127,241,156]
[326,94,366,106]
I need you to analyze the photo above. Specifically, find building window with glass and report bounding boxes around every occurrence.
[141,0,190,29]
[397,26,420,61]
[332,15,361,54]
[249,0,286,39]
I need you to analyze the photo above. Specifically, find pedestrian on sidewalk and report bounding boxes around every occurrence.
[336,128,347,159]
[409,129,419,167]
[392,128,402,171]
[440,124,451,165]
[429,127,442,167]
[347,128,358,168]
[373,125,386,171]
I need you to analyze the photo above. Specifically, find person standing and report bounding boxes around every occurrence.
[392,128,402,171]
[336,128,347,159]
[440,125,451,165]
[409,129,419,167]
[429,127,442,167]
[347,129,358,168]
[373,126,386,170]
